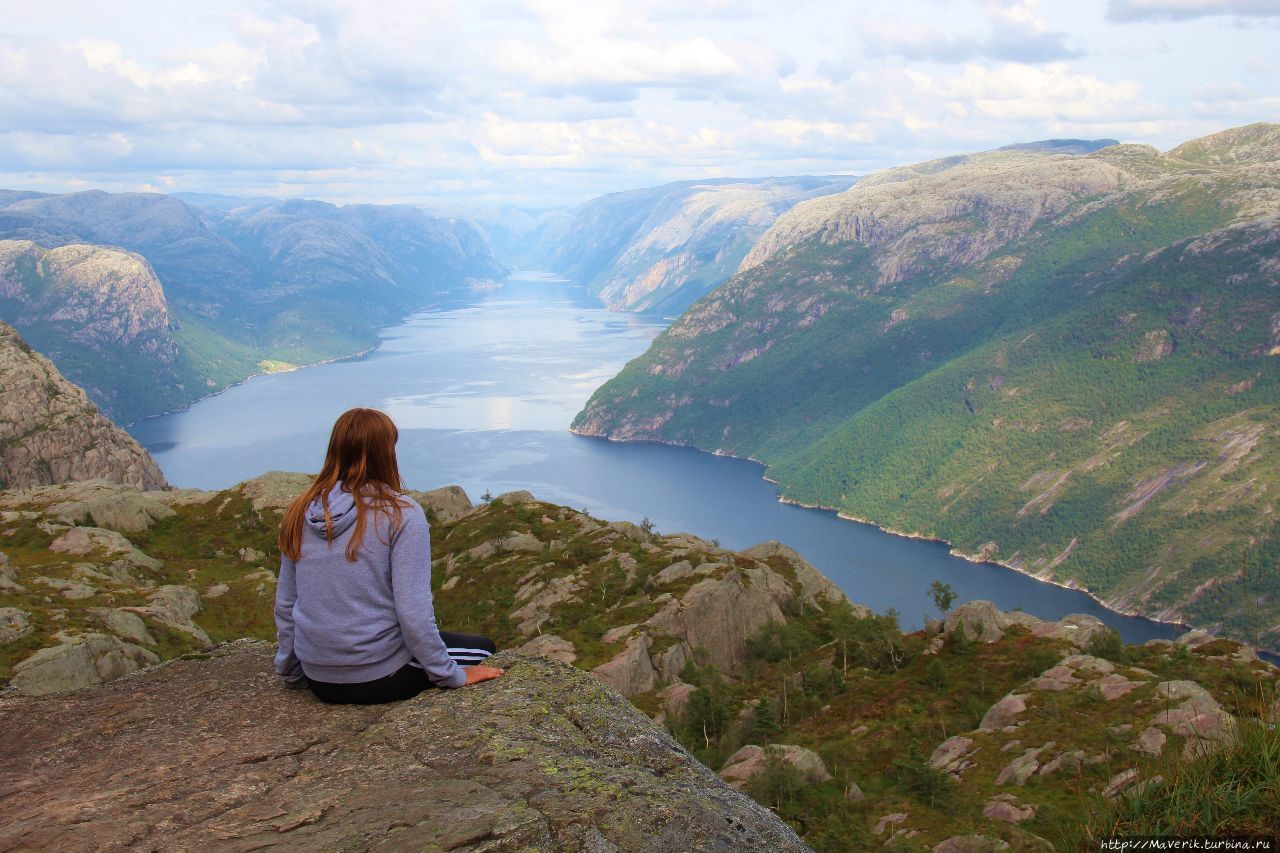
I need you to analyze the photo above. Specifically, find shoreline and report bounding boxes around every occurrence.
[573,427,1196,640]
[126,343,380,429]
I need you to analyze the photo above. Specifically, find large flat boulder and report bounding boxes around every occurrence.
[0,643,807,852]
[9,634,158,696]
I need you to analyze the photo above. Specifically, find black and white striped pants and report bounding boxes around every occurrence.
[306,631,497,705]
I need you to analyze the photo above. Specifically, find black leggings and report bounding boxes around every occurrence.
[306,632,497,705]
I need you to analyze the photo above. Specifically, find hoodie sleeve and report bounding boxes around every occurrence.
[272,554,308,689]
[390,505,467,689]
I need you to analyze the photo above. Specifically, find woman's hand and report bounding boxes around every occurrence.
[463,665,504,685]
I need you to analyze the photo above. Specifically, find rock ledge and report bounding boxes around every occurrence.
[0,642,808,852]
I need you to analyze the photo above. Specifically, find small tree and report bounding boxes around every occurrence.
[748,752,806,811]
[481,489,493,503]
[924,657,949,689]
[928,580,957,619]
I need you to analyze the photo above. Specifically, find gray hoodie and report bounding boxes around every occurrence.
[273,484,466,689]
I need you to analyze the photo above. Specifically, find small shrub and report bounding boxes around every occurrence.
[1085,627,1127,663]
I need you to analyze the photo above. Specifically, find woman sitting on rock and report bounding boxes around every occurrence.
[273,407,503,703]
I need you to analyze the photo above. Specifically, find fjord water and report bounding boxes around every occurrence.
[131,272,1178,642]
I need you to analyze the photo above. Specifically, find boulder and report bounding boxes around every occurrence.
[408,485,473,524]
[88,608,155,646]
[236,471,314,512]
[719,744,832,789]
[0,608,32,644]
[84,491,175,533]
[131,585,209,646]
[980,693,1030,731]
[48,527,161,571]
[509,575,584,637]
[512,634,577,665]
[657,682,697,723]
[499,532,542,553]
[1152,681,1238,757]
[1037,749,1085,778]
[1094,673,1145,700]
[653,640,692,684]
[929,735,977,776]
[995,744,1051,786]
[591,635,657,696]
[982,794,1035,824]
[495,490,538,505]
[1132,726,1166,758]
[0,645,807,851]
[1030,613,1109,649]
[943,601,1033,643]
[607,520,650,542]
[741,541,864,612]
[0,565,23,593]
[654,560,695,585]
[10,634,158,695]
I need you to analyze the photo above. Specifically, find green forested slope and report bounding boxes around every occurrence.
[574,123,1280,650]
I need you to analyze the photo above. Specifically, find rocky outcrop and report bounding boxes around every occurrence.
[718,744,833,789]
[9,633,158,696]
[0,643,807,852]
[740,144,1124,281]
[0,240,176,360]
[0,323,168,491]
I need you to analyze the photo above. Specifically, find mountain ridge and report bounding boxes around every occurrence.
[574,122,1280,652]
[0,189,506,421]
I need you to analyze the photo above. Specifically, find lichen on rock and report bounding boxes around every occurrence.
[0,643,808,851]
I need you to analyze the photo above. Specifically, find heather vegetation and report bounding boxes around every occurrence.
[2,477,1276,847]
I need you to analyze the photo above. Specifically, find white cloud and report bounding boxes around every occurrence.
[0,0,1273,206]
[909,62,1148,122]
[1108,0,1280,20]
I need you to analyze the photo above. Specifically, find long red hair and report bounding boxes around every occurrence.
[278,408,407,561]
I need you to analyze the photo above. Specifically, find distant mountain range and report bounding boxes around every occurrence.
[0,191,505,422]
[514,176,856,314]
[575,123,1280,651]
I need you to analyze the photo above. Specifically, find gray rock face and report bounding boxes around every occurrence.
[591,635,657,696]
[409,484,474,524]
[1152,680,1239,757]
[0,644,808,852]
[718,744,833,789]
[980,693,1030,731]
[0,608,32,644]
[0,322,168,491]
[943,600,1041,643]
[137,585,210,646]
[741,540,866,612]
[10,634,158,695]
[512,634,577,665]
[237,471,316,512]
[88,608,155,646]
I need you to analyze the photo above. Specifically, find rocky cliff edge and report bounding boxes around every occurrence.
[0,642,808,852]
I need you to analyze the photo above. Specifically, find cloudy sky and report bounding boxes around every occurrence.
[1,0,1276,207]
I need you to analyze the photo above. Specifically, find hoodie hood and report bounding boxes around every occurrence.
[305,485,358,540]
